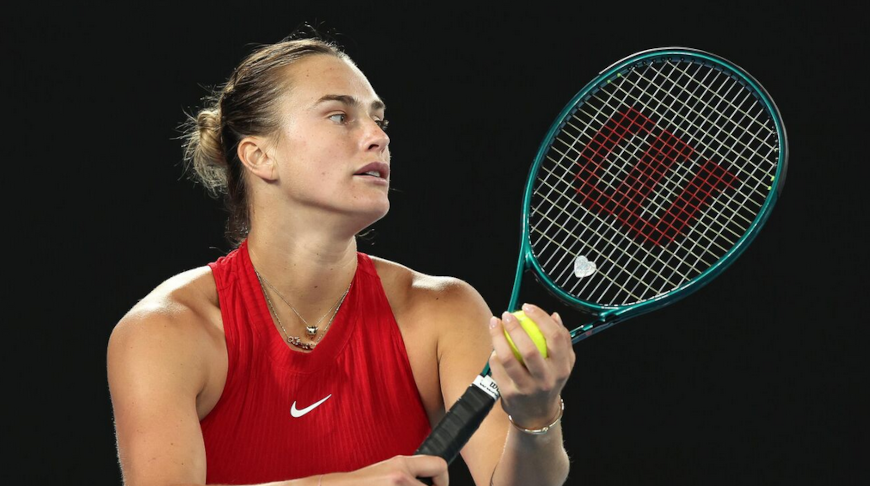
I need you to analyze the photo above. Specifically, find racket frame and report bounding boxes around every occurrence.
[508,47,788,344]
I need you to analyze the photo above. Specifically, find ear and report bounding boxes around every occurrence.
[237,136,278,182]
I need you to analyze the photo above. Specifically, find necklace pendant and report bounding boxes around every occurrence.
[305,325,318,336]
[287,335,315,351]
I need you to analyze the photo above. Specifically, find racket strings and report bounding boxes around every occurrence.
[593,61,778,296]
[549,128,743,249]
[664,62,777,149]
[529,57,780,306]
[581,64,761,224]
[560,62,776,300]
[533,166,698,280]
[553,66,764,255]
[572,60,776,298]
[632,62,777,157]
[615,62,777,190]
[584,63,776,238]
[529,201,660,300]
[538,63,733,297]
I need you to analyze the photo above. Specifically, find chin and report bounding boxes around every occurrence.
[363,192,390,215]
[368,201,390,222]
[350,200,390,229]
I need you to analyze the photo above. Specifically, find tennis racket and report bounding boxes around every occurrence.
[415,47,788,473]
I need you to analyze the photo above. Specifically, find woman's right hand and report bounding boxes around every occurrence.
[325,455,449,485]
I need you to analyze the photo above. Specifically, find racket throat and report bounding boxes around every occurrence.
[571,315,620,344]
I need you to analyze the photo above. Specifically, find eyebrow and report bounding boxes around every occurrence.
[314,94,386,112]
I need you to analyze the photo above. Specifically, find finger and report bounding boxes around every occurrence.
[552,312,573,347]
[488,316,535,389]
[552,311,578,369]
[522,304,573,358]
[427,468,449,486]
[487,349,517,397]
[408,455,449,483]
[554,312,578,370]
[518,306,575,386]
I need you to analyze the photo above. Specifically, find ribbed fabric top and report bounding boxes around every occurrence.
[202,240,431,484]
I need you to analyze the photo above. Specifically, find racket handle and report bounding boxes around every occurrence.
[415,376,499,484]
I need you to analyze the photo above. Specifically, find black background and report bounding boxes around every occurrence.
[5,2,866,485]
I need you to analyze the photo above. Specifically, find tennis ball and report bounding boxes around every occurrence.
[504,310,548,364]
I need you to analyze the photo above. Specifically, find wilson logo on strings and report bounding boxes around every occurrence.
[574,106,739,246]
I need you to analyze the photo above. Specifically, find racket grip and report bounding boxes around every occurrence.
[415,378,499,484]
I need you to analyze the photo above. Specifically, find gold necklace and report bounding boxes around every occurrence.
[254,269,352,351]
[257,271,348,336]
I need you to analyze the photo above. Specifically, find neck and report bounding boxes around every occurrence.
[246,219,359,321]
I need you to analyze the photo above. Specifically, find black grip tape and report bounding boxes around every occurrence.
[414,382,498,484]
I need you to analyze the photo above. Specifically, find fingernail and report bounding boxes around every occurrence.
[489,316,498,329]
[553,312,562,323]
[502,311,514,323]
[522,303,531,313]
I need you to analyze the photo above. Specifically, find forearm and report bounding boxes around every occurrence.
[155,478,319,486]
[489,425,570,486]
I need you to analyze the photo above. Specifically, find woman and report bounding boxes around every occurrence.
[107,34,575,486]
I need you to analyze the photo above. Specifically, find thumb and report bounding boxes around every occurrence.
[409,455,449,485]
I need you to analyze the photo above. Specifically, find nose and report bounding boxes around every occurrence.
[362,118,390,153]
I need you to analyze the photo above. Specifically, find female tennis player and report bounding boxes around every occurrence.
[107,34,575,486]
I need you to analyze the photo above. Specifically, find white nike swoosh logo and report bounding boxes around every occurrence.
[290,394,332,418]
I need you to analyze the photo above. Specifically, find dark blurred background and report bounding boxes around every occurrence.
[5,2,866,485]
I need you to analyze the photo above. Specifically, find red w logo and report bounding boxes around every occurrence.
[574,107,739,246]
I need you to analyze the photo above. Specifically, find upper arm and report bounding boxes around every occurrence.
[107,305,213,486]
[423,279,511,486]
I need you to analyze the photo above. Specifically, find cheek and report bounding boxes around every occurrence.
[290,143,345,183]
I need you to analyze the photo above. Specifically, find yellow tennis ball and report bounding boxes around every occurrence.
[504,310,548,364]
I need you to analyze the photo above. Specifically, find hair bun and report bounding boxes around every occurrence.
[182,107,229,196]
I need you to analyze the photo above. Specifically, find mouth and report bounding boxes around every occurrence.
[354,162,390,181]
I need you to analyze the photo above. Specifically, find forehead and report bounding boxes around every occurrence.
[282,54,381,109]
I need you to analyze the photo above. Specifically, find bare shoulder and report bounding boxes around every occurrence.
[368,256,492,320]
[110,266,221,344]
[107,266,224,396]
[368,255,494,371]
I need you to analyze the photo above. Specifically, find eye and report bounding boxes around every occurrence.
[375,118,390,131]
[328,113,347,124]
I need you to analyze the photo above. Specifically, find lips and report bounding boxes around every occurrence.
[354,162,390,180]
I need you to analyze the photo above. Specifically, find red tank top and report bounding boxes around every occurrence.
[202,241,432,484]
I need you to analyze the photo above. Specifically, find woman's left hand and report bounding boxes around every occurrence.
[487,303,576,429]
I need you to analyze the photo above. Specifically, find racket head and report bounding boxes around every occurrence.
[510,47,787,339]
